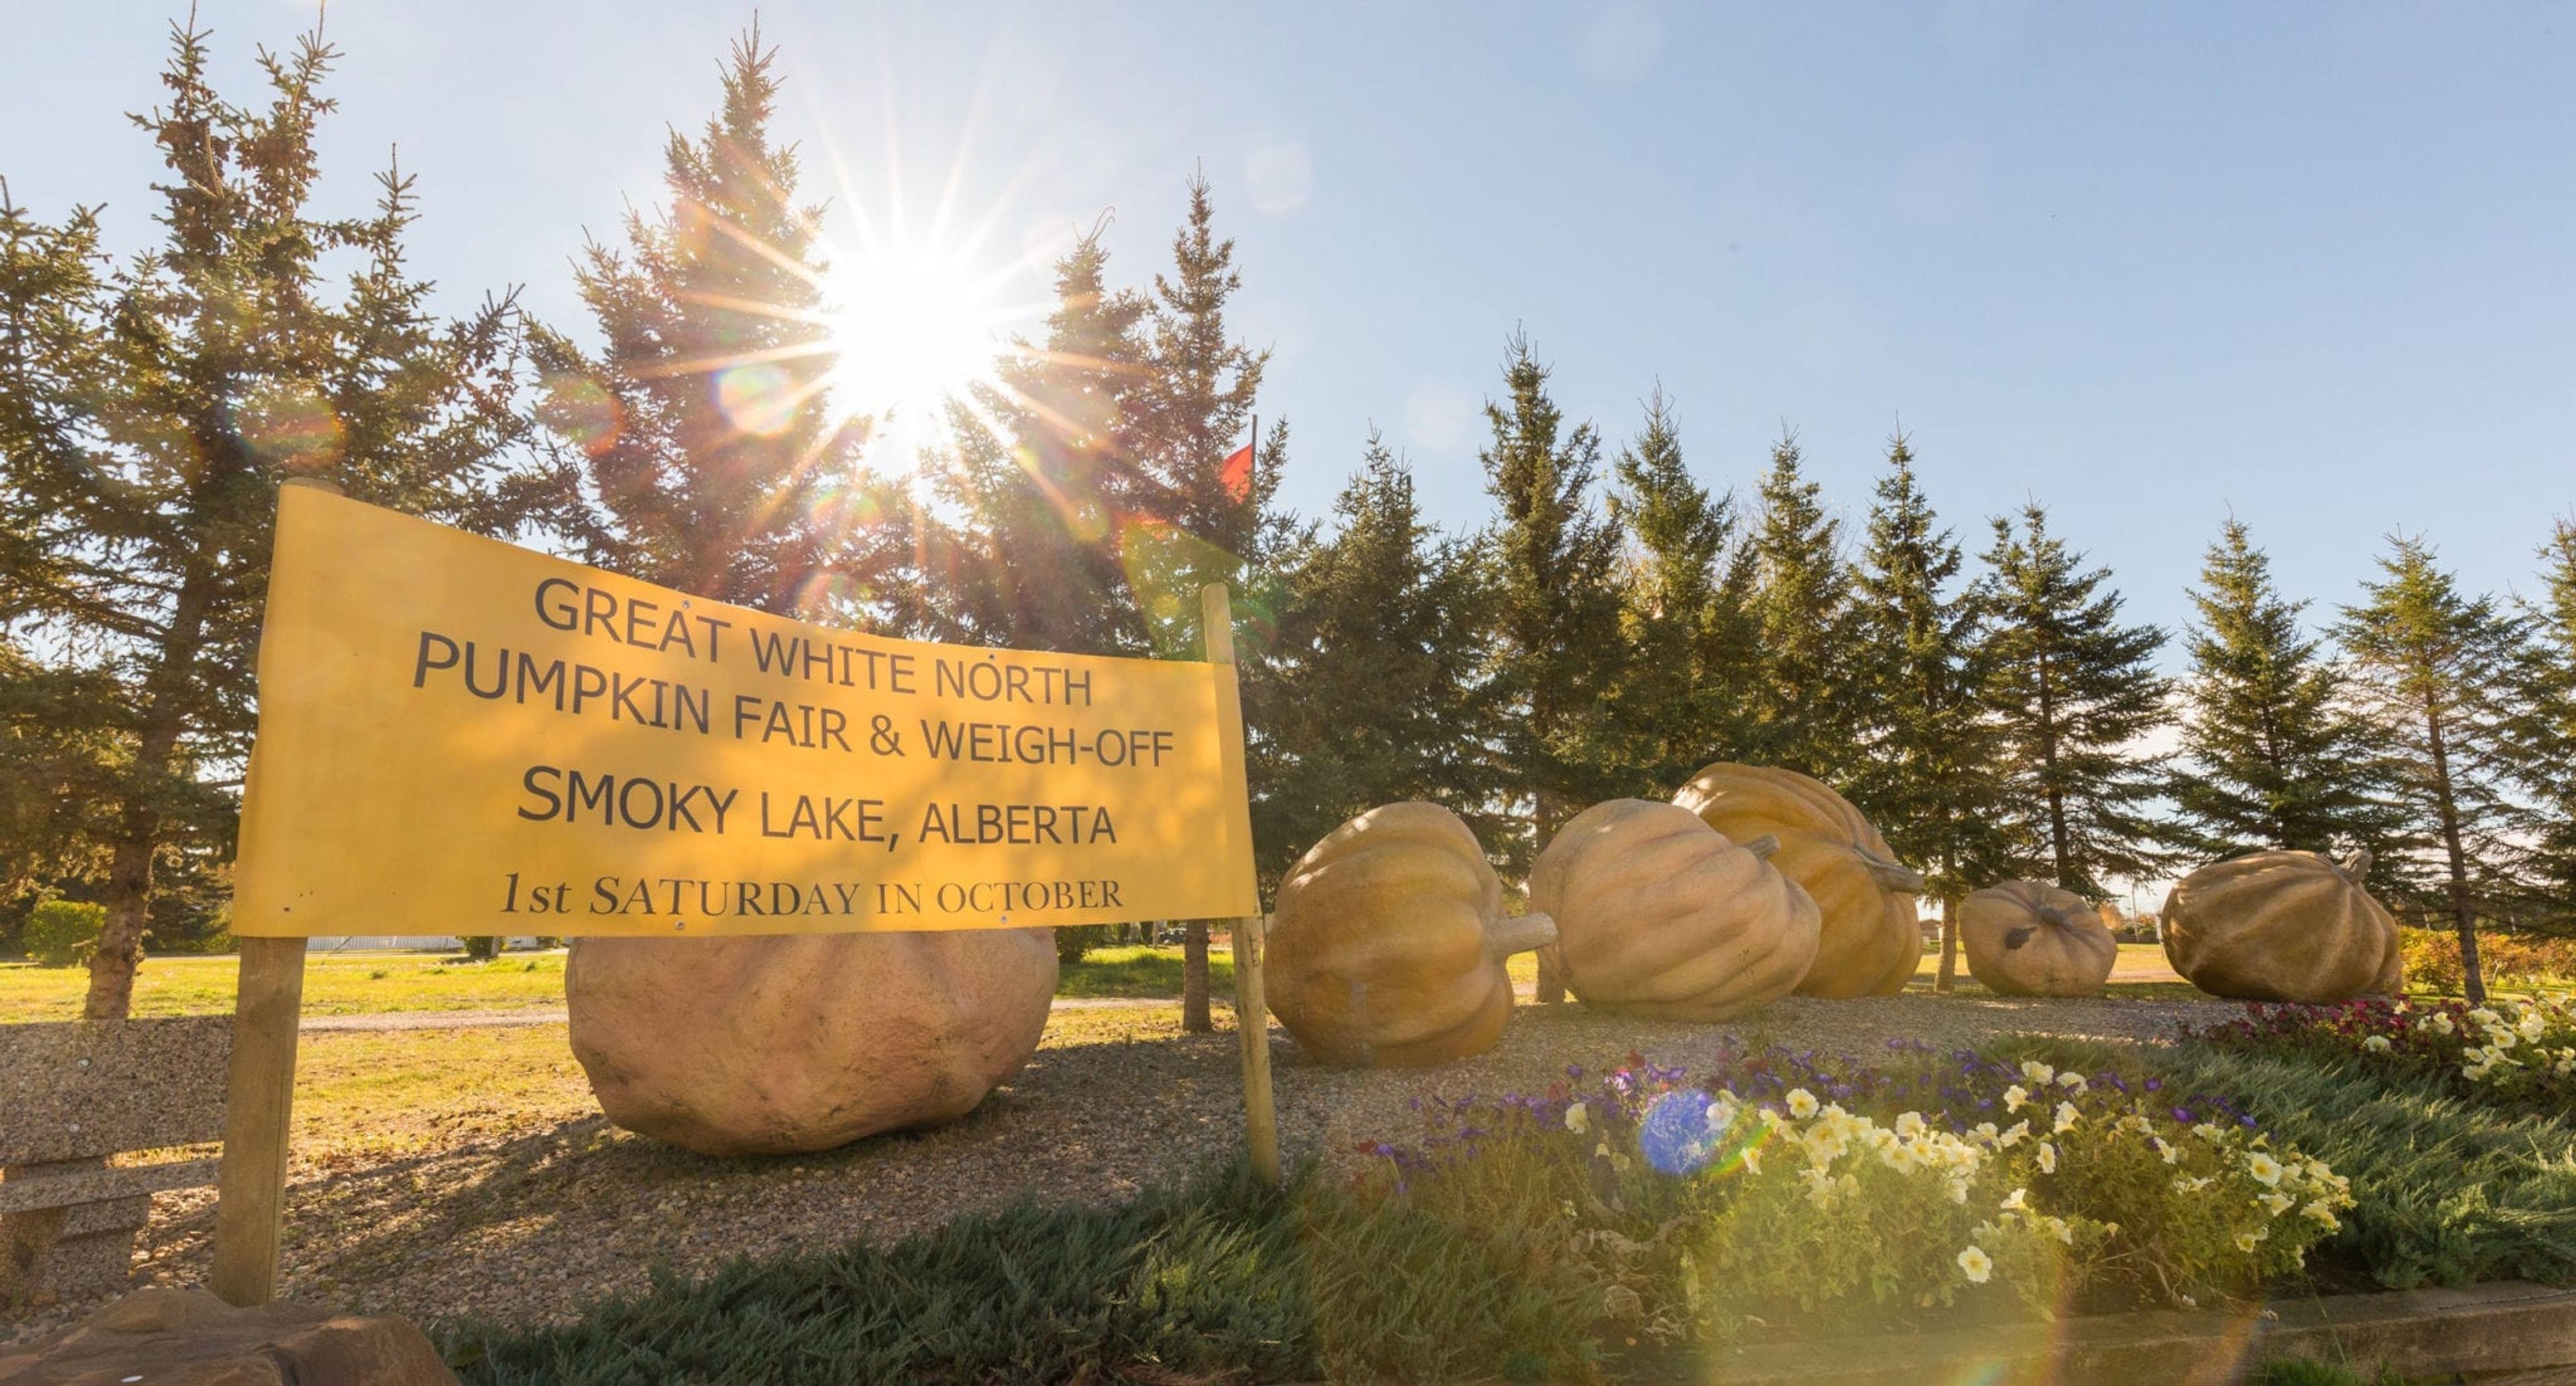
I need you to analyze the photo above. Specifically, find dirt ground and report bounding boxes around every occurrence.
[2,985,2232,1344]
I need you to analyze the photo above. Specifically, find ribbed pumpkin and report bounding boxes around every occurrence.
[1960,880,2118,997]
[1531,799,1819,1021]
[2162,849,2402,1002]
[1269,802,1556,1067]
[1672,763,1925,998]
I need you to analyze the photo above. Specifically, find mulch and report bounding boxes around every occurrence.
[5,989,2226,1343]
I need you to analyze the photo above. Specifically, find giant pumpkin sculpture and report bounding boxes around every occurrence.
[568,931,1058,1156]
[1960,879,2118,997]
[1532,798,1819,1021]
[1269,802,1556,1067]
[2161,849,2402,1002]
[1672,763,1925,998]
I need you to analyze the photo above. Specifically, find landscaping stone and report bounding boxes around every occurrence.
[1694,1279,2576,1385]
[566,930,1059,1155]
[0,1286,457,1384]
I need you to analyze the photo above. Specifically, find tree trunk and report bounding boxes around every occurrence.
[2422,704,2487,1004]
[83,651,203,1020]
[1935,894,1960,994]
[1181,920,1212,1032]
[1532,788,1566,1004]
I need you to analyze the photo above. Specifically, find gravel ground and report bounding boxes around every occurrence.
[5,990,2222,1344]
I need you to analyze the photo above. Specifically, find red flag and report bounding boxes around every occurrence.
[1220,441,1254,503]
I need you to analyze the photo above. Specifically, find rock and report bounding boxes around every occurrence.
[566,930,1059,1156]
[0,1286,457,1384]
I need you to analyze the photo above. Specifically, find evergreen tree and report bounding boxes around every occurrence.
[2337,535,2528,1001]
[1249,433,1491,883]
[919,227,1150,655]
[2165,519,2396,860]
[1124,176,1284,1032]
[531,25,872,616]
[1605,388,1747,792]
[1847,433,2009,989]
[0,23,535,1015]
[1978,502,2169,897]
[2507,520,2576,932]
[1124,173,1284,653]
[1741,433,1855,780]
[1479,335,1625,1001]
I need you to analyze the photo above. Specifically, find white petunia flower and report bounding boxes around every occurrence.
[2021,1060,2055,1086]
[1786,1088,1820,1120]
[2362,1035,2393,1053]
[2054,1102,2080,1134]
[1564,1102,1590,1134]
[2004,1084,2031,1113]
[2246,1152,2284,1187]
[2001,1187,2029,1212]
[1957,1245,1993,1283]
[2037,1142,2057,1175]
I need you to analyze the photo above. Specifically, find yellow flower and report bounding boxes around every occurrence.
[1896,1111,1928,1138]
[2236,1228,2268,1253]
[2037,1141,2057,1174]
[2057,1072,2088,1094]
[1786,1088,1820,1120]
[2004,1084,2031,1112]
[2021,1060,2055,1086]
[2053,1102,2080,1134]
[1741,1144,1762,1176]
[1957,1245,1994,1284]
[2001,1187,2030,1212]
[2259,1191,2294,1217]
[2151,1136,2180,1165]
[2247,1152,2284,1187]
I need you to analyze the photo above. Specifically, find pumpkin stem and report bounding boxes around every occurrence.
[1739,833,1782,861]
[1487,912,1558,959]
[1862,853,1927,894]
[2338,849,2374,882]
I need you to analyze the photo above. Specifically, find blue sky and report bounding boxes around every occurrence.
[7,1,2571,655]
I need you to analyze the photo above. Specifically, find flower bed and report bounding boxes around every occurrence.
[1360,1040,2353,1344]
[2397,929,2576,994]
[2186,996,2576,1115]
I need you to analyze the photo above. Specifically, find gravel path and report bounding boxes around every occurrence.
[8,990,2222,1343]
[297,996,1173,1032]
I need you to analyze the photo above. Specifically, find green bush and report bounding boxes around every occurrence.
[439,1161,1601,1385]
[1053,923,1108,965]
[23,898,106,967]
[1998,1036,2576,1291]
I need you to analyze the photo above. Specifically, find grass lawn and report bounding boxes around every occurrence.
[0,951,570,1024]
[0,940,2216,1024]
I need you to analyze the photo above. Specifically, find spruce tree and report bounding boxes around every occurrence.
[1606,388,1747,792]
[920,227,1151,655]
[531,25,871,615]
[1978,502,2169,897]
[0,21,535,1016]
[2165,519,2396,860]
[1250,433,1492,882]
[1479,335,1625,1000]
[2337,535,2528,1001]
[1125,175,1280,1032]
[1847,433,2009,989]
[2508,520,2576,932]
[1741,433,1855,780]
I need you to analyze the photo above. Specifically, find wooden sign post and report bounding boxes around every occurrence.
[1201,583,1279,1183]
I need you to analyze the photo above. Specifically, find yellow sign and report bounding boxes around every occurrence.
[233,487,1259,936]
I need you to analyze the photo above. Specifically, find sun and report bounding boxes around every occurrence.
[821,243,1016,454]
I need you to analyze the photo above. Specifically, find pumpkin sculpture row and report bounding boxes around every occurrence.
[1672,763,1925,998]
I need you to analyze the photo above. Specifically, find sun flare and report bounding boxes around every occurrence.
[822,244,1012,447]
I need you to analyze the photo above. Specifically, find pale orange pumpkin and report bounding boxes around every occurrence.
[1532,798,1819,1020]
[1267,802,1556,1066]
[1672,763,1925,998]
[2162,849,2402,1002]
[1959,879,2118,997]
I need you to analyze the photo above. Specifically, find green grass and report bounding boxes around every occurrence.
[0,951,570,1023]
[1055,943,1235,999]
[437,1160,1601,1386]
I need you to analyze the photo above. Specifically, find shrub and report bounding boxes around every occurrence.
[1366,1041,2351,1341]
[1054,923,1108,965]
[23,898,106,967]
[2187,997,2576,1116]
[2399,928,2576,994]
[1998,1035,2576,1291]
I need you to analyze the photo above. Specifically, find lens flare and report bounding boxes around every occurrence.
[231,380,343,473]
[714,362,800,437]
[538,372,623,454]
